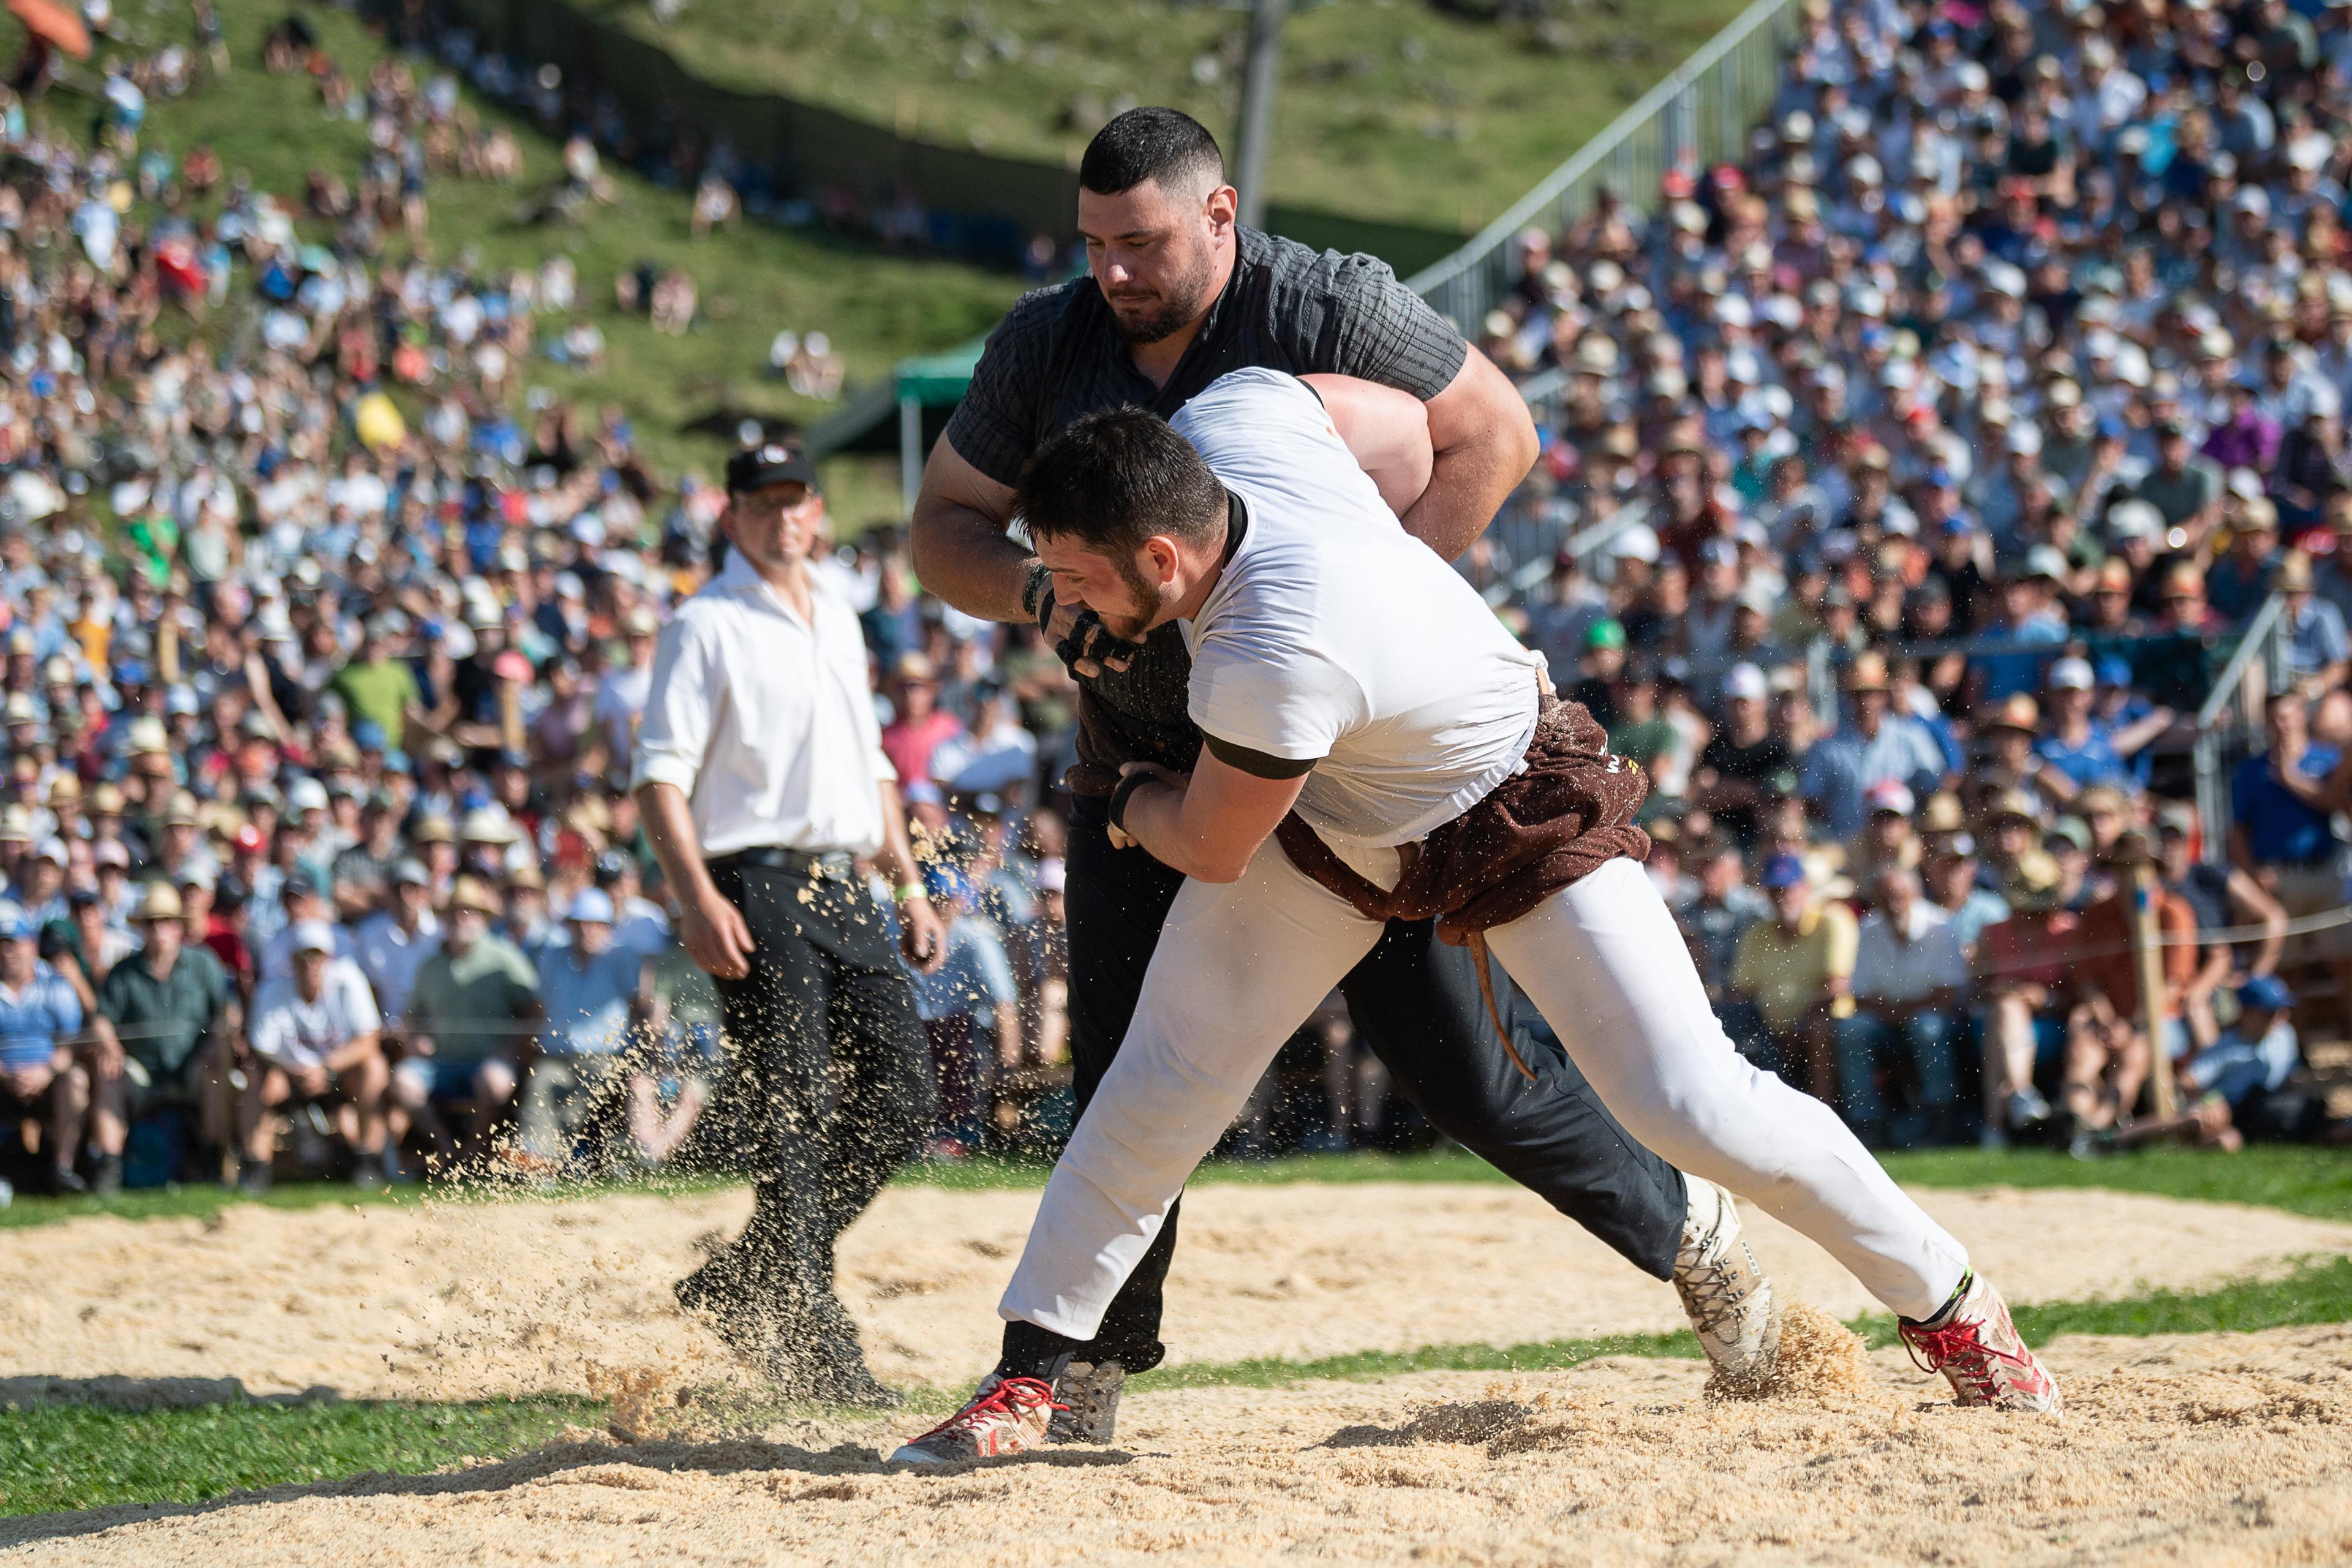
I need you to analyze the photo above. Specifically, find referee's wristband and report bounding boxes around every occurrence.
[893,882,926,903]
[1107,770,1153,834]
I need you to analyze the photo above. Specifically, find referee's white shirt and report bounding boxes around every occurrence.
[631,551,896,858]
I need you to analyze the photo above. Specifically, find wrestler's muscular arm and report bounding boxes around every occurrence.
[1111,755,1305,884]
[1300,374,1436,516]
[1396,347,1537,560]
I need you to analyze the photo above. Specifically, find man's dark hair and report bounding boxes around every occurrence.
[1018,407,1225,558]
[1079,108,1226,197]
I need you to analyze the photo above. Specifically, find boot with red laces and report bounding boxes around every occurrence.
[889,1374,1065,1464]
[1898,1272,2064,1415]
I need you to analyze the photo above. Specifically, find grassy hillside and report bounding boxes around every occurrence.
[60,0,1027,514]
[565,0,1756,234]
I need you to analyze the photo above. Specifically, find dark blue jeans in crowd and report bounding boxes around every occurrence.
[1835,1009,1961,1147]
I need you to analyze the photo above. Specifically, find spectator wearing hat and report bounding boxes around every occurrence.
[243,919,391,1189]
[257,867,350,986]
[2032,657,2139,794]
[633,440,940,1404]
[879,652,963,789]
[1925,832,2010,954]
[1969,553,2072,704]
[2062,834,2200,1153]
[0,910,96,1192]
[2207,500,2283,624]
[1980,694,2072,814]
[1844,867,1970,1147]
[1800,653,1951,839]
[522,888,643,1169]
[92,882,236,1180]
[394,875,540,1161]
[1730,852,1858,1101]
[2275,552,2351,698]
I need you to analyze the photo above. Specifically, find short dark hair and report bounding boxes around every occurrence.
[1018,407,1225,557]
[1080,108,1225,198]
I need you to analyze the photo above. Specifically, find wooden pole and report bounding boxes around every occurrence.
[2132,862,2178,1118]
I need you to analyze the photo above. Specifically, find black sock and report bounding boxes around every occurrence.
[1901,1270,1975,1329]
[998,1319,1086,1383]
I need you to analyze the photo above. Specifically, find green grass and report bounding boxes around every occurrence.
[12,1256,2352,1520]
[10,1143,2352,1229]
[567,0,1754,233]
[68,0,1026,513]
[0,1395,591,1518]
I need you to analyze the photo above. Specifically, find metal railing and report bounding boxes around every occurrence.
[2193,591,2293,864]
[1406,0,1806,329]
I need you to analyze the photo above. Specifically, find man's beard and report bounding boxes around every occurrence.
[1106,251,1219,345]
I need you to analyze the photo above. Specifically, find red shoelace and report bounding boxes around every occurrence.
[908,1376,1067,1446]
[1900,1319,2034,1401]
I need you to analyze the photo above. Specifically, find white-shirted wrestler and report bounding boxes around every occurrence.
[894,370,2059,1463]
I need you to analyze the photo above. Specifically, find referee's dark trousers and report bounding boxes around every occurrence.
[1062,795,1686,1373]
[707,853,933,1341]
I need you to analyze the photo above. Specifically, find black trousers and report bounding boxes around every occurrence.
[1060,797,1685,1372]
[707,859,933,1328]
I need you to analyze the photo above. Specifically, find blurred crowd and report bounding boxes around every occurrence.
[17,0,2352,1202]
[1466,0,2352,1156]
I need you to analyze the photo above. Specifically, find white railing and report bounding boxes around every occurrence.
[1407,0,1806,329]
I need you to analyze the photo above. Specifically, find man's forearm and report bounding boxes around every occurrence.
[874,779,925,892]
[635,782,715,903]
[910,491,1036,622]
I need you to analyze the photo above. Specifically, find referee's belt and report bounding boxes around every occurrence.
[707,846,858,880]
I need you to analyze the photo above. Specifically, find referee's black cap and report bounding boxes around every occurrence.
[725,441,820,496]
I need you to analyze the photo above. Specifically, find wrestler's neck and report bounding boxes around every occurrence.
[1158,521,1235,630]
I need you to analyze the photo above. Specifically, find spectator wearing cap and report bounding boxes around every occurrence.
[1926,832,2010,954]
[594,605,663,763]
[257,867,350,986]
[0,910,96,1193]
[1730,853,1858,1101]
[2156,804,2287,1055]
[1691,663,1790,848]
[2274,552,2351,698]
[2062,834,2200,1152]
[633,440,940,1402]
[2032,657,2138,794]
[93,883,236,1178]
[522,888,643,1169]
[1974,850,2078,1146]
[1969,552,2072,704]
[243,919,391,1190]
[394,875,540,1160]
[2180,975,2313,1147]
[1800,653,1951,838]
[1844,867,1969,1147]
[352,860,440,1030]
[2231,690,2352,1040]
[909,861,1022,1156]
[1845,780,1922,906]
[1568,619,1627,728]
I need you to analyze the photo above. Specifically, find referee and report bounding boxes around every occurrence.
[635,442,941,1408]
[913,108,1698,1441]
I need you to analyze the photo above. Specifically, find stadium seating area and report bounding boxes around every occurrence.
[6,0,2352,1205]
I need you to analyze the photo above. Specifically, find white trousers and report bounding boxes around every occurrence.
[1000,843,1972,1335]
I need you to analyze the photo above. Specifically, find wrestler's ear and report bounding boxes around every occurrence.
[1140,535,1183,586]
